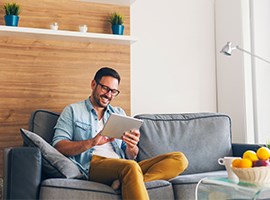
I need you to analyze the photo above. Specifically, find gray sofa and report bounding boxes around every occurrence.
[3,110,261,200]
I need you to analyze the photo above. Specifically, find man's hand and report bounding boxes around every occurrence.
[55,133,114,156]
[122,129,140,149]
[92,133,115,146]
[122,129,140,159]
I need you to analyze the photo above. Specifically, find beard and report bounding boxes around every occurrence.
[92,88,112,108]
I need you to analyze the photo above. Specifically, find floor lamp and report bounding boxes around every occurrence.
[220,41,270,64]
[220,41,270,143]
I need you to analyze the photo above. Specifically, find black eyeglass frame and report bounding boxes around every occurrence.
[96,81,120,96]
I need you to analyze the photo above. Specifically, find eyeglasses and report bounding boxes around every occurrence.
[96,81,120,96]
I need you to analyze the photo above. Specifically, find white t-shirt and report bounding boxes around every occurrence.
[92,118,120,159]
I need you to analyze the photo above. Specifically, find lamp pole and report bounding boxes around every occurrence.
[221,41,270,143]
[236,46,270,65]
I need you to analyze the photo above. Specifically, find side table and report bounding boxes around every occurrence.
[196,177,270,200]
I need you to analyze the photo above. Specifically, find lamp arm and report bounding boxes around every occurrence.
[236,46,270,65]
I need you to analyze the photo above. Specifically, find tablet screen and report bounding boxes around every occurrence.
[100,113,143,139]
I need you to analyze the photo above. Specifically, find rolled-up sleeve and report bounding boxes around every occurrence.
[52,106,74,146]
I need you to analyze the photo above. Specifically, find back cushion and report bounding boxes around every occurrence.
[134,113,233,175]
[28,109,60,144]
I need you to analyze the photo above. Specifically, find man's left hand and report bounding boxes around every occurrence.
[122,129,140,159]
[122,129,140,149]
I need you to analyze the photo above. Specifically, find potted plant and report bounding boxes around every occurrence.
[267,140,270,149]
[108,12,124,35]
[3,2,21,26]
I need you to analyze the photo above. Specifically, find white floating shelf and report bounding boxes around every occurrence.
[78,0,135,6]
[0,26,137,45]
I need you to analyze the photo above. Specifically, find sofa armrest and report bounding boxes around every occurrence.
[4,147,42,200]
[232,143,264,157]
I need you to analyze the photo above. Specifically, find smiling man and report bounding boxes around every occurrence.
[52,67,188,200]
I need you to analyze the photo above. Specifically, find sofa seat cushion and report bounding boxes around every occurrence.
[169,170,227,185]
[135,113,233,175]
[170,170,227,200]
[145,180,174,200]
[40,179,120,199]
[40,178,174,200]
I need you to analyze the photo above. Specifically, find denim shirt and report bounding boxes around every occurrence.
[52,97,127,177]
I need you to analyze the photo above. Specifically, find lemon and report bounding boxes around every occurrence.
[243,150,259,162]
[232,158,242,168]
[232,158,252,168]
[238,158,253,168]
[257,147,270,160]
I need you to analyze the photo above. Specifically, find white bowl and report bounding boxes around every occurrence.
[231,166,270,184]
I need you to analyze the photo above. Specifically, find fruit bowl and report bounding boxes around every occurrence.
[231,166,270,184]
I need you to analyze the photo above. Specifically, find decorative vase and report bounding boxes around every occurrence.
[50,22,59,30]
[112,25,124,35]
[79,24,88,33]
[4,15,19,26]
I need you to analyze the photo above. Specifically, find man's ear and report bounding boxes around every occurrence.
[91,80,96,89]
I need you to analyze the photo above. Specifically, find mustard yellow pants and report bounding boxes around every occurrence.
[89,152,188,200]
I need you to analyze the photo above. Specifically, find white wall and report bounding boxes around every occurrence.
[215,0,253,143]
[131,0,217,115]
[215,0,270,144]
[252,0,270,144]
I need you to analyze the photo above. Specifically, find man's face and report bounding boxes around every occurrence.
[91,76,119,108]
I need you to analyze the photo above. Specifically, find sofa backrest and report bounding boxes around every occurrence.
[28,110,232,175]
[134,113,233,175]
[28,110,60,144]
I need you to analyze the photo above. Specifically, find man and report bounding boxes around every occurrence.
[53,67,188,200]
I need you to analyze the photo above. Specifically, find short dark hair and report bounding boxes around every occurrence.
[94,67,121,84]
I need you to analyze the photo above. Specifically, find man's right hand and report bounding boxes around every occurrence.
[92,133,115,146]
[55,133,114,156]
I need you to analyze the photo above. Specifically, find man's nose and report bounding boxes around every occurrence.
[104,90,113,98]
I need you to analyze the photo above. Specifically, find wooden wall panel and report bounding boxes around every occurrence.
[0,0,130,178]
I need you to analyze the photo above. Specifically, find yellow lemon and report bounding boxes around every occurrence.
[232,158,242,168]
[238,158,253,168]
[243,150,259,162]
[256,147,270,160]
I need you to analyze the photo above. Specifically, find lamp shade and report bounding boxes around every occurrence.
[220,41,234,56]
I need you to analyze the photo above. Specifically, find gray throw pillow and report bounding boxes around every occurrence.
[20,128,85,179]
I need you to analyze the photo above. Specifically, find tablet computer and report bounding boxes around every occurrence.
[100,113,143,139]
